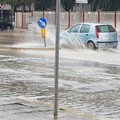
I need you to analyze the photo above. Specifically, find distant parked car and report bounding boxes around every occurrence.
[60,23,118,49]
[0,10,14,30]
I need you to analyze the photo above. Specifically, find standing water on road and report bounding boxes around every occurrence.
[0,27,120,120]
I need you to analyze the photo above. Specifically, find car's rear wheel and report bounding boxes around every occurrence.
[87,41,96,49]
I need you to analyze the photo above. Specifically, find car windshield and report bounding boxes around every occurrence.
[96,25,115,32]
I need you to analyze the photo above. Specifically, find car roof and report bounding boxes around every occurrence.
[74,22,109,26]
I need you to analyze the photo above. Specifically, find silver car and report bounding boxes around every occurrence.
[60,23,118,49]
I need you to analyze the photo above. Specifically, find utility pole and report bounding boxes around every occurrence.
[54,0,60,117]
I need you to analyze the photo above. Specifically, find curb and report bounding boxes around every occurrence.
[0,45,55,51]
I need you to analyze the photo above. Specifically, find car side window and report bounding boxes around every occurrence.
[69,24,81,33]
[80,24,90,33]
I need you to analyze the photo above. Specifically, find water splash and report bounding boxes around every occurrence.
[28,22,85,49]
[60,31,85,49]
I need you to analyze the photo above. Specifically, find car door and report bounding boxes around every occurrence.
[78,24,90,43]
[69,24,81,36]
[68,24,84,42]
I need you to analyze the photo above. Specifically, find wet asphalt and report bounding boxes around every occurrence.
[0,29,120,120]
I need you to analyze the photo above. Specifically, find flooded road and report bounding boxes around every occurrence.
[0,29,120,120]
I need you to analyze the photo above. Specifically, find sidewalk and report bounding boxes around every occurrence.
[0,97,97,120]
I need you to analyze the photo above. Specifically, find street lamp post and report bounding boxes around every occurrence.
[54,0,61,117]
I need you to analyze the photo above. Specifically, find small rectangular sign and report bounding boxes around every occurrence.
[76,0,88,3]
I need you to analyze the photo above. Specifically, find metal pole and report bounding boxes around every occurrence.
[79,3,83,22]
[98,10,100,23]
[22,12,24,29]
[44,38,46,47]
[68,10,70,28]
[54,0,60,117]
[114,11,116,29]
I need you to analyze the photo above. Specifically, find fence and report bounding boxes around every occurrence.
[15,11,120,31]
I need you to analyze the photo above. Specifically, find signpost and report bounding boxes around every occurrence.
[54,0,60,117]
[76,0,88,3]
[76,0,88,12]
[76,0,88,22]
[37,18,47,47]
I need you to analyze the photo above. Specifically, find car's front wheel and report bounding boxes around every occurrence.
[87,41,96,49]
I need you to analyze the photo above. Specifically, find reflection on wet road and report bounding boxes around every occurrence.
[0,29,120,120]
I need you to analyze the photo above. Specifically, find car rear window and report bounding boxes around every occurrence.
[96,25,115,32]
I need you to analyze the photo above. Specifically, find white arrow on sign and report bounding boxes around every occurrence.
[39,19,46,26]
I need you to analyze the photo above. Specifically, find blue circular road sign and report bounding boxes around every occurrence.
[38,18,47,28]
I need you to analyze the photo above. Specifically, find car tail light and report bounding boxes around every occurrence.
[95,26,99,38]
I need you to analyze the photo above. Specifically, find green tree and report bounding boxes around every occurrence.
[18,0,26,12]
[6,0,35,12]
[35,0,52,11]
[5,0,18,12]
[91,0,100,11]
[0,0,5,4]
[52,0,56,10]
[25,0,35,11]
[99,0,120,11]
[61,0,75,11]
